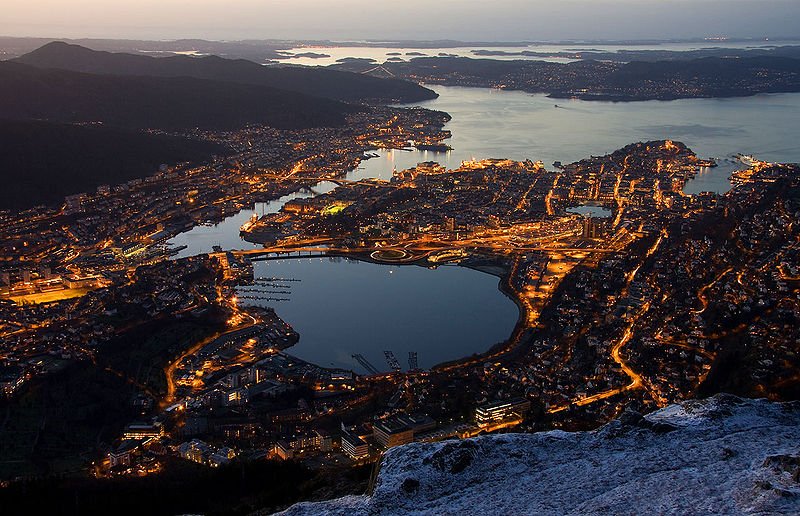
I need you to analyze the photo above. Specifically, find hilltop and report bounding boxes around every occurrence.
[280,395,800,515]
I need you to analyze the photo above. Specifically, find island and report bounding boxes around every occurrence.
[331,53,800,101]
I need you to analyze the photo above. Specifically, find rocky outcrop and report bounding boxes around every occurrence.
[280,395,800,515]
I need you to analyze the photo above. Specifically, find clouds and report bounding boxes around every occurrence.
[1,1,798,41]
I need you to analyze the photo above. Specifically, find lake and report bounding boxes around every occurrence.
[169,85,800,371]
[240,258,518,373]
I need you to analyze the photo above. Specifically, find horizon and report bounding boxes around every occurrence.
[2,0,800,42]
[3,34,800,45]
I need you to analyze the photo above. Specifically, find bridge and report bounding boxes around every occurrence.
[224,241,617,264]
[250,253,332,262]
[361,64,396,77]
[258,173,396,188]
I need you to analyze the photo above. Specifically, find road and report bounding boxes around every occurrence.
[161,294,258,407]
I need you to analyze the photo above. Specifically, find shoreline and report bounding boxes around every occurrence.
[240,251,526,375]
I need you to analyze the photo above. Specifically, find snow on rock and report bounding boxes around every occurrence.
[280,395,800,515]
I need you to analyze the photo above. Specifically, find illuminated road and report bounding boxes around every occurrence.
[548,299,656,413]
[692,267,734,315]
[257,172,397,188]
[162,294,258,407]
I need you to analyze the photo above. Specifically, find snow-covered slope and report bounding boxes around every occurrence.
[280,395,800,515]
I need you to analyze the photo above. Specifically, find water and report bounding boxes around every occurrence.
[242,258,518,373]
[276,45,578,66]
[169,182,340,258]
[683,161,744,196]
[358,86,800,194]
[277,40,800,66]
[567,205,613,218]
[169,85,800,371]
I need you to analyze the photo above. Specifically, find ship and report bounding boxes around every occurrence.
[415,142,453,152]
[695,158,718,168]
[735,153,760,166]
[240,214,259,234]
[166,244,188,256]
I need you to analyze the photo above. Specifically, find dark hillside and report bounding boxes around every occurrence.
[16,42,437,103]
[0,61,359,131]
[0,119,230,210]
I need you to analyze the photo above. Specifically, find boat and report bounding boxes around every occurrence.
[415,143,453,152]
[240,214,259,233]
[735,153,760,165]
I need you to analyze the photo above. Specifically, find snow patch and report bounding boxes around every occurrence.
[280,395,800,515]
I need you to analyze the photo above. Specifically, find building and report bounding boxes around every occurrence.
[208,447,236,467]
[122,421,164,441]
[373,414,436,449]
[288,433,321,451]
[315,429,333,452]
[373,419,414,448]
[582,216,606,239]
[283,198,320,214]
[341,429,369,461]
[179,439,212,464]
[63,193,87,214]
[223,387,248,407]
[474,398,531,427]
[275,441,294,460]
[108,440,140,468]
[64,273,105,289]
[120,241,149,259]
[397,414,437,434]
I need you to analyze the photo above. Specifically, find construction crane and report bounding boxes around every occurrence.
[351,354,380,375]
[408,352,418,371]
[383,351,402,372]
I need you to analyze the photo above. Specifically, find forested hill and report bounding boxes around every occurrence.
[0,60,359,131]
[15,41,438,104]
[0,119,229,210]
[333,54,800,101]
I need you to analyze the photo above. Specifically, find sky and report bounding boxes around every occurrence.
[1,0,799,42]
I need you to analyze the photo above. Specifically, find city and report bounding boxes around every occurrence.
[1,2,800,514]
[2,125,798,485]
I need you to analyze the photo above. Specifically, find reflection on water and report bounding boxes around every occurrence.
[277,40,800,67]
[242,258,518,373]
[567,205,613,218]
[168,182,341,258]
[356,86,800,196]
[682,161,744,195]
[173,85,800,256]
[167,85,800,370]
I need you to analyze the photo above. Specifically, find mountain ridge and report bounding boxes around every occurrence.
[0,60,358,131]
[14,41,437,104]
